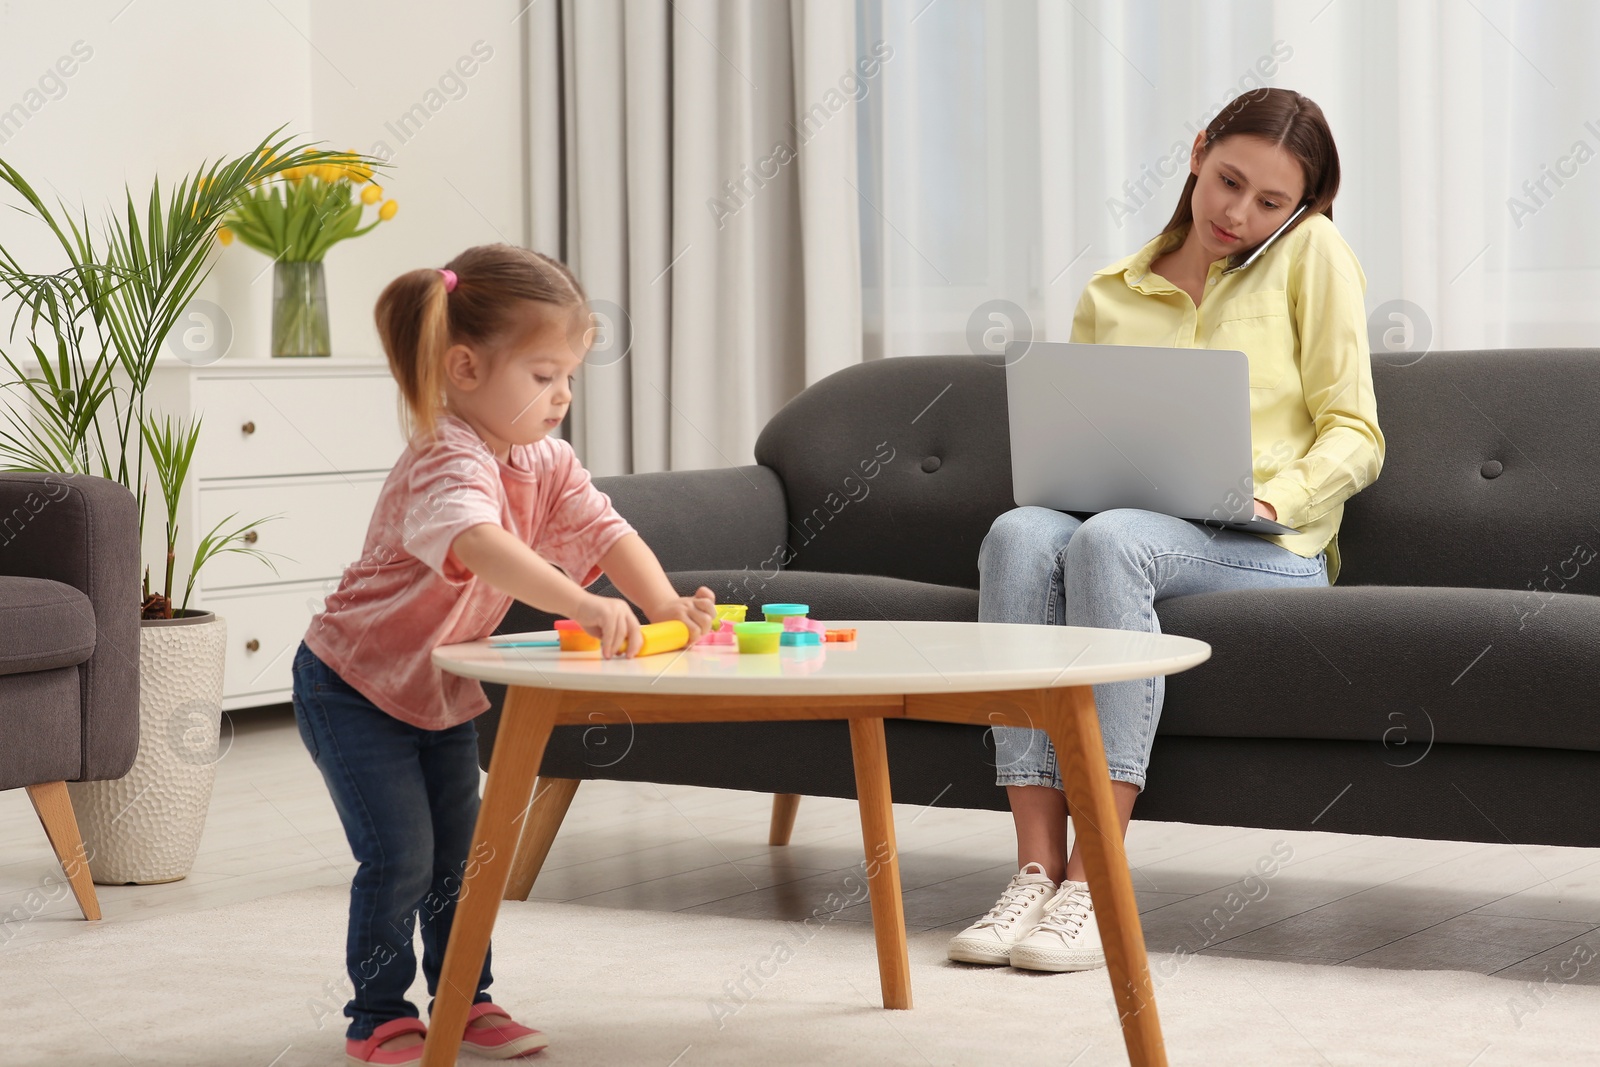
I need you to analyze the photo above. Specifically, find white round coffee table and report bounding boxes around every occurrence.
[427,619,1209,1067]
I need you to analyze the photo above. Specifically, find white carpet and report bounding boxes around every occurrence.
[3,883,1596,1066]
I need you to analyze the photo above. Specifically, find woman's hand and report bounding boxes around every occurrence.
[571,593,642,660]
[1254,498,1278,521]
[645,586,718,646]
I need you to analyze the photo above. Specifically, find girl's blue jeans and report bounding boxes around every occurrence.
[291,640,494,1041]
[980,506,1330,793]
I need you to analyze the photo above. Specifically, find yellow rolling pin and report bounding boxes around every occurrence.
[631,620,690,657]
[555,618,691,656]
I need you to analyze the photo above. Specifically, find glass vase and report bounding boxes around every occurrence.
[271,260,331,357]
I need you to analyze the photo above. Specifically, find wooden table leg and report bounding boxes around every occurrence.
[1041,685,1168,1067]
[422,685,560,1067]
[768,793,801,845]
[847,716,911,1010]
[506,777,581,901]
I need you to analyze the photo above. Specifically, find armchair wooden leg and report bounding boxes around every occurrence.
[769,793,801,845]
[504,777,580,901]
[25,782,100,921]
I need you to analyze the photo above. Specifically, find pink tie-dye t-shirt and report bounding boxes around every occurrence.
[304,412,636,730]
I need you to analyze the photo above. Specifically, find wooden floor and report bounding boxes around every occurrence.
[3,706,1598,988]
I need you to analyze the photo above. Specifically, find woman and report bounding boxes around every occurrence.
[948,88,1385,973]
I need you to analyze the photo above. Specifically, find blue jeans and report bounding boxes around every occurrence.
[980,507,1330,793]
[291,640,494,1041]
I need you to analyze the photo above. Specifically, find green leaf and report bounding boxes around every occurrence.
[0,129,388,607]
[180,511,287,613]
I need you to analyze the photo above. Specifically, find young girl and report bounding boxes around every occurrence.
[291,243,717,1063]
[947,88,1385,973]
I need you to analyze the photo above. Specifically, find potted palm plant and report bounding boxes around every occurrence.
[0,129,386,883]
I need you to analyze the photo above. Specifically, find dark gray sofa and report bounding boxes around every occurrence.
[1,472,141,922]
[477,349,1600,849]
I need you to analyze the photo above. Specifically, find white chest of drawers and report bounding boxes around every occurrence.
[143,357,408,710]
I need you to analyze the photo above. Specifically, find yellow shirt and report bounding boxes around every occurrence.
[1070,213,1384,585]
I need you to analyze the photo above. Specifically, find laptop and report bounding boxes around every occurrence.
[1003,341,1300,536]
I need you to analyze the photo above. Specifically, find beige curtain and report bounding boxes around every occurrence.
[524,0,863,476]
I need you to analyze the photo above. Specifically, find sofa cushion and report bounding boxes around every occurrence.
[0,577,95,677]
[1338,349,1600,592]
[1159,584,1600,753]
[593,465,789,574]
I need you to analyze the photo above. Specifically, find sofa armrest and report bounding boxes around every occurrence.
[594,464,789,574]
[0,473,140,782]
[494,464,789,639]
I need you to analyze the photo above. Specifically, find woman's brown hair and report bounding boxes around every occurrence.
[374,243,589,447]
[1155,87,1341,270]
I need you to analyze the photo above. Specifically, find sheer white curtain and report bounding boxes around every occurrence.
[524,0,863,476]
[860,0,1599,359]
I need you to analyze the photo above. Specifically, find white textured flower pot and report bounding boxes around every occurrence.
[68,611,228,885]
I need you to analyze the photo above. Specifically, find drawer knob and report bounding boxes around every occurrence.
[243,530,259,544]
[245,638,260,652]
[242,420,256,435]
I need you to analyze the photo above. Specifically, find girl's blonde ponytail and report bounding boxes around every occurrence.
[376,268,453,447]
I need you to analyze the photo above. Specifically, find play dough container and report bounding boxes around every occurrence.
[761,603,810,623]
[553,619,600,651]
[713,604,748,629]
[733,621,784,653]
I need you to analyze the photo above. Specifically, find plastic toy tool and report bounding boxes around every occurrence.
[554,618,690,657]
[548,605,853,657]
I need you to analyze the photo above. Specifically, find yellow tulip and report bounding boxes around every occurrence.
[284,166,305,182]
[217,227,234,246]
[338,150,372,183]
[361,184,382,205]
[378,199,398,221]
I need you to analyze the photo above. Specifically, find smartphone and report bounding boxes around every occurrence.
[1220,202,1310,276]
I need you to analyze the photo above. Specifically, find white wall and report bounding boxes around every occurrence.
[307,4,526,360]
[0,0,526,367]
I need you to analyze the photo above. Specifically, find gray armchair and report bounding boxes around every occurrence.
[0,472,140,923]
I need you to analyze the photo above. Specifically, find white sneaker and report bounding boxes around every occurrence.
[946,862,1058,965]
[1009,879,1106,972]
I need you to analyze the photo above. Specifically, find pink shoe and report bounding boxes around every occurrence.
[346,1017,428,1065]
[457,1002,549,1059]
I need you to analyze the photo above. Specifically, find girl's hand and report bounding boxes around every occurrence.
[1254,498,1278,521]
[646,586,718,646]
[572,593,642,659]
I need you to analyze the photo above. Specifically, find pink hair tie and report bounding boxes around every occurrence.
[437,268,457,293]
